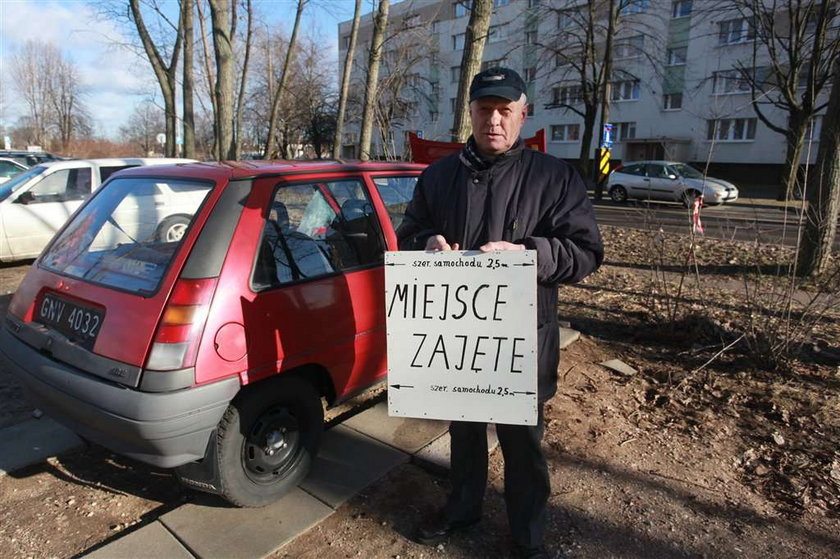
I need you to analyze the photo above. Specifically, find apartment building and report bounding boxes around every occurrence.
[337,0,829,179]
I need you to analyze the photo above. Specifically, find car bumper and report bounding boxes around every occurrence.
[0,325,239,468]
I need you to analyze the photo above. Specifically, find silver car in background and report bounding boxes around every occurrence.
[607,160,739,207]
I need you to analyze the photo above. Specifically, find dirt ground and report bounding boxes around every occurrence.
[0,225,838,559]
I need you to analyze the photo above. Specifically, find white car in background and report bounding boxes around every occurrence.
[0,158,28,184]
[0,158,195,261]
[607,160,739,207]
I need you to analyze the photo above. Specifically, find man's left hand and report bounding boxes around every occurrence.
[479,241,525,252]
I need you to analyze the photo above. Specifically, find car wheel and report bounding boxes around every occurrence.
[157,215,191,242]
[216,375,323,507]
[682,189,701,208]
[609,185,628,203]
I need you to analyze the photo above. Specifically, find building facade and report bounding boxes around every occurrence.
[337,0,829,181]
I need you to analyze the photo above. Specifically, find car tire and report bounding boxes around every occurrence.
[609,185,628,203]
[216,374,323,507]
[157,215,191,242]
[682,189,701,208]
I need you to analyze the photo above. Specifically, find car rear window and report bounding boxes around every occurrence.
[40,177,213,295]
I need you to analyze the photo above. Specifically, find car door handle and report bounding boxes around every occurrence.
[643,178,650,182]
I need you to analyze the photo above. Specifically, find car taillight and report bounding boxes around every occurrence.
[146,278,217,371]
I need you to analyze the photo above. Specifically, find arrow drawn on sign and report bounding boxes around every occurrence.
[385,262,406,266]
[512,263,535,267]
[512,391,536,395]
[391,384,415,389]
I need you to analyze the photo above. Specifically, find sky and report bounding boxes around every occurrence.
[0,0,364,142]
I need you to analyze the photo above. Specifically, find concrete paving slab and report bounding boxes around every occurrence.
[413,425,498,475]
[300,424,409,508]
[600,359,638,377]
[559,327,581,350]
[0,417,84,475]
[160,488,332,559]
[84,521,194,559]
[342,401,449,453]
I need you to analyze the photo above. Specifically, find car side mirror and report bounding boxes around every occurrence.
[14,191,35,204]
[668,174,678,180]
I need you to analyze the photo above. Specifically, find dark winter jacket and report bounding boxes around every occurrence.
[396,138,604,401]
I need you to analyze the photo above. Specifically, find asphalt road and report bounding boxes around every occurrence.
[591,198,840,250]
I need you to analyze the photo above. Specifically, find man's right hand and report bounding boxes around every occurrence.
[425,235,460,251]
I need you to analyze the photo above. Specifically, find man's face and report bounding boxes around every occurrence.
[469,95,527,157]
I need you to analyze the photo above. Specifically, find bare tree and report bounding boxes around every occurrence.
[263,0,307,159]
[50,54,91,152]
[452,0,494,142]
[733,0,840,201]
[234,0,254,159]
[11,41,56,148]
[207,0,235,160]
[128,0,185,158]
[119,99,165,155]
[797,61,840,276]
[333,0,362,159]
[360,0,390,161]
[183,0,196,158]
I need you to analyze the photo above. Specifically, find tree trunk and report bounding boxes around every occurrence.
[182,0,196,159]
[333,0,362,159]
[128,0,184,158]
[196,0,218,158]
[359,0,389,161]
[777,114,808,201]
[797,64,840,276]
[234,0,253,159]
[264,0,306,159]
[578,103,597,180]
[208,0,235,160]
[452,0,494,142]
[594,0,617,199]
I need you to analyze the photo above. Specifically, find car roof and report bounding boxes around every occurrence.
[621,160,684,166]
[112,159,427,182]
[34,158,196,170]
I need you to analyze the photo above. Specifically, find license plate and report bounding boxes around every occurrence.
[36,293,104,349]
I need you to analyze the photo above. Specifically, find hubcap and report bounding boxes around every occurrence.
[243,407,301,483]
[166,223,187,242]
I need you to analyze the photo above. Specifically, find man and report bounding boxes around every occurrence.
[396,67,603,558]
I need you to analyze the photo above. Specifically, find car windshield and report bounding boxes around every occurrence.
[671,163,705,179]
[0,166,46,201]
[40,177,213,295]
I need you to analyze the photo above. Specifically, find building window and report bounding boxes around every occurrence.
[614,35,644,59]
[526,30,538,44]
[663,93,683,110]
[557,11,574,28]
[525,66,537,82]
[552,85,583,105]
[481,58,506,71]
[667,46,687,65]
[707,118,757,141]
[451,66,461,83]
[616,121,637,140]
[450,98,458,113]
[488,23,508,44]
[403,14,420,29]
[672,0,692,18]
[494,0,510,7]
[712,69,751,94]
[528,0,541,7]
[527,103,535,116]
[611,80,640,101]
[550,124,580,142]
[718,18,755,45]
[430,81,440,99]
[452,33,465,50]
[342,35,351,49]
[430,111,440,123]
[454,1,470,18]
[621,0,649,15]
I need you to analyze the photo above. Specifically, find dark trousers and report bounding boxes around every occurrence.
[443,406,549,549]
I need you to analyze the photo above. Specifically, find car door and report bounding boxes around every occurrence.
[618,163,649,198]
[644,163,674,201]
[247,175,390,398]
[3,166,93,259]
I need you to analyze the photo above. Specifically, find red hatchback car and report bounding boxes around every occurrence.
[0,160,423,506]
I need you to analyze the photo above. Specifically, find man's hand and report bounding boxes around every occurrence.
[425,235,460,251]
[479,241,525,252]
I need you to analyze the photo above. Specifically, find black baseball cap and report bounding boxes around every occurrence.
[469,67,526,102]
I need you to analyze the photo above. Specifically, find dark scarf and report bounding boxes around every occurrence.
[459,136,523,172]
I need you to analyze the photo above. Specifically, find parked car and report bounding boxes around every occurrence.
[607,160,739,206]
[0,158,194,261]
[0,150,66,167]
[0,160,424,507]
[0,157,28,184]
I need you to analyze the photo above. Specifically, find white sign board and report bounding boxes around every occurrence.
[385,250,538,426]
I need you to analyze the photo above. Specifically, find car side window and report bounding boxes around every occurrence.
[100,165,136,183]
[372,175,418,230]
[254,179,386,288]
[622,164,645,176]
[28,168,92,203]
[646,164,667,178]
[0,161,19,178]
